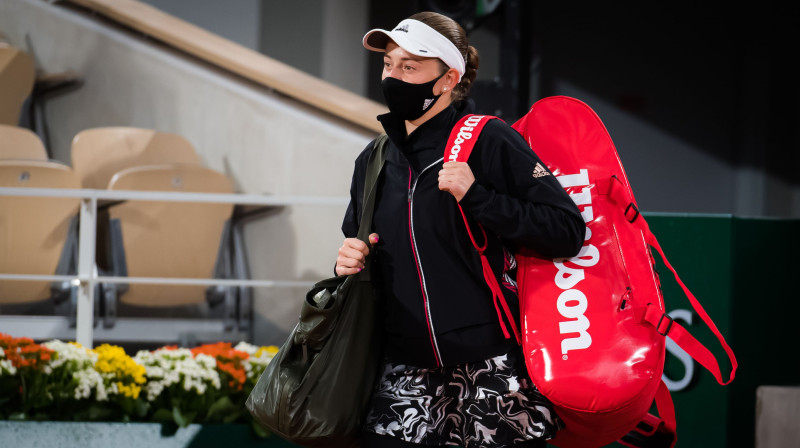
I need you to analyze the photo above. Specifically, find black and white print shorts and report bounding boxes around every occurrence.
[364,348,563,447]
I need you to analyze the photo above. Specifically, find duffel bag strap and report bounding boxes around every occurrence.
[358,133,389,243]
[600,175,737,386]
[444,114,521,344]
[356,134,389,281]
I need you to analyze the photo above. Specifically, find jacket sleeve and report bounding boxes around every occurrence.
[341,141,376,239]
[458,120,586,258]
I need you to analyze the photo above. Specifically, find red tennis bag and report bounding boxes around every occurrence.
[444,96,737,448]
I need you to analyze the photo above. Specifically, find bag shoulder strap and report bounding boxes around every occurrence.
[442,114,521,344]
[357,134,388,243]
[443,114,496,163]
[355,134,388,280]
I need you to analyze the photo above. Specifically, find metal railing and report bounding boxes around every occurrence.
[0,186,349,347]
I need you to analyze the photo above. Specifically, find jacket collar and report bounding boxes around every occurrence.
[377,99,476,155]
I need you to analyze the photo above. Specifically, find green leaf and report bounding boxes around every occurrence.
[172,406,188,427]
[251,421,270,438]
[206,396,234,419]
[184,411,197,426]
[86,404,113,421]
[134,398,150,418]
[172,406,196,427]
[222,411,242,424]
[151,408,173,422]
[8,412,27,421]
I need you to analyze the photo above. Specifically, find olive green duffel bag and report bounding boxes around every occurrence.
[246,136,388,448]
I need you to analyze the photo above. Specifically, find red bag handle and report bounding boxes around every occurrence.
[444,114,521,344]
[600,176,738,386]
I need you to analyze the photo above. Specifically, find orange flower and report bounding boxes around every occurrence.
[190,342,249,390]
[0,333,53,370]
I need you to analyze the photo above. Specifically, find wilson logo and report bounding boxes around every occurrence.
[447,115,485,162]
[553,169,597,357]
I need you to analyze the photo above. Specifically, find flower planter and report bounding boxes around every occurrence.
[0,421,301,448]
[0,335,283,439]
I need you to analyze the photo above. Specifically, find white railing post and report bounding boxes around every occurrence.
[75,195,97,347]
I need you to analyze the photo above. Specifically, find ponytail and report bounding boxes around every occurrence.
[451,45,479,102]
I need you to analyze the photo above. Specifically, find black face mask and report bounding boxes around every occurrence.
[381,73,445,121]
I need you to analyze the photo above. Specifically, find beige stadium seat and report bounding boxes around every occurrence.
[0,124,48,160]
[70,127,202,189]
[104,163,234,313]
[0,43,35,126]
[0,160,80,304]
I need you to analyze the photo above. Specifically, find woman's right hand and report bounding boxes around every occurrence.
[335,233,379,276]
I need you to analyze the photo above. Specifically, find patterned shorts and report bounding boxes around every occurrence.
[363,348,563,448]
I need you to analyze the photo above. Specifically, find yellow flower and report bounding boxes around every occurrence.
[116,382,141,399]
[255,345,279,358]
[92,344,146,399]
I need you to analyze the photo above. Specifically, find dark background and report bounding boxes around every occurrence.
[367,1,800,217]
[366,2,799,446]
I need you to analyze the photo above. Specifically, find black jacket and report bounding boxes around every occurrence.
[342,99,585,368]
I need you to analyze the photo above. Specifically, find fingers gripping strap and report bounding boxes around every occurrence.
[355,134,389,279]
[603,175,737,385]
[444,114,498,252]
[443,114,520,344]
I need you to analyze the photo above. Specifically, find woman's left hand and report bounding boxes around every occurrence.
[438,161,475,202]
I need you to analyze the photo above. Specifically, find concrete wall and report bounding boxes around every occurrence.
[142,0,371,98]
[0,421,298,447]
[555,81,737,216]
[0,0,376,345]
[756,386,800,448]
[138,0,261,51]
[258,0,369,97]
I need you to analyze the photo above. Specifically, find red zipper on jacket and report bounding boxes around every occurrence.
[407,163,444,367]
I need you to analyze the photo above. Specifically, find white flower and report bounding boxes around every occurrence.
[43,340,97,370]
[43,340,108,401]
[73,368,106,401]
[0,358,16,376]
[240,344,277,381]
[233,341,258,355]
[134,348,221,401]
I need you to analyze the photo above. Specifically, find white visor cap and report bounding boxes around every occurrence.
[363,18,466,81]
